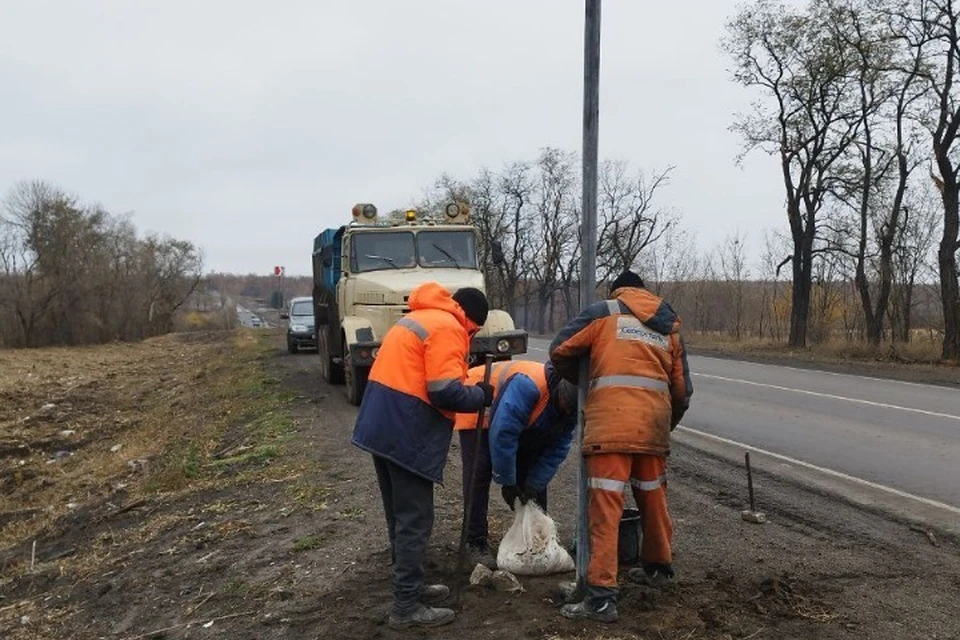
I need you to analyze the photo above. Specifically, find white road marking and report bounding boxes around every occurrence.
[694,354,955,391]
[676,425,960,516]
[530,337,954,391]
[694,372,960,422]
[525,338,960,513]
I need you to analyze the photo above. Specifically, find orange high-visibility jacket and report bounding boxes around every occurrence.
[352,282,486,483]
[453,360,550,430]
[549,286,692,456]
[455,360,575,490]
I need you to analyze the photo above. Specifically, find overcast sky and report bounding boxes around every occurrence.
[0,1,789,276]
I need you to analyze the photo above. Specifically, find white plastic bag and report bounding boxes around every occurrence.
[496,502,575,576]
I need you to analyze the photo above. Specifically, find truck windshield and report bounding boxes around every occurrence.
[291,301,312,316]
[418,231,477,269]
[352,232,416,272]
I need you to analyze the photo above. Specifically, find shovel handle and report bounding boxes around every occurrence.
[454,354,495,603]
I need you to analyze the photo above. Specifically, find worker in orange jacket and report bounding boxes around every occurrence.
[352,282,494,630]
[549,270,692,623]
[454,360,578,565]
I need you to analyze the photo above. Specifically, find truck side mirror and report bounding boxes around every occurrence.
[491,240,505,265]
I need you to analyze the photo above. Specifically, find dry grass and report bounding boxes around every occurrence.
[0,329,294,554]
[0,328,304,639]
[687,332,944,362]
[685,333,960,374]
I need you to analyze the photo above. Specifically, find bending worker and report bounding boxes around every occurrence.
[454,360,578,564]
[549,270,693,623]
[352,282,494,630]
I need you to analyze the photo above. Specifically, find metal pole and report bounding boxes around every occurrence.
[577,0,601,588]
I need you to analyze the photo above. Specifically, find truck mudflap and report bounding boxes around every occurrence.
[348,341,380,367]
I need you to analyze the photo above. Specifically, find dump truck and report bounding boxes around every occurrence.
[312,202,528,405]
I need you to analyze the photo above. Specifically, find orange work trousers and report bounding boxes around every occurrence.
[586,453,672,588]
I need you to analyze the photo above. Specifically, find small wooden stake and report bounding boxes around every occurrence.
[741,452,766,524]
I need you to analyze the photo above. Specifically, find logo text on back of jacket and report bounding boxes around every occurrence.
[615,317,669,351]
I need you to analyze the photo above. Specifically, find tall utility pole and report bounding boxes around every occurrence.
[576,0,601,586]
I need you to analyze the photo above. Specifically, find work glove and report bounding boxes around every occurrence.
[501,484,523,510]
[476,382,495,407]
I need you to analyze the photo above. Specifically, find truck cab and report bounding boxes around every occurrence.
[312,202,528,405]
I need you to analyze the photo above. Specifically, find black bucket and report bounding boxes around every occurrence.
[566,508,643,566]
[618,508,643,566]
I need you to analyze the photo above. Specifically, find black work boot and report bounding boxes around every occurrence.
[560,596,619,623]
[628,562,676,588]
[420,583,450,605]
[466,543,496,569]
[387,603,455,629]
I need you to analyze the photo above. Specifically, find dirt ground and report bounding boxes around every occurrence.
[1,331,959,640]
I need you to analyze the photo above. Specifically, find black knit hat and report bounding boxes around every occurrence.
[610,270,645,292]
[452,287,489,326]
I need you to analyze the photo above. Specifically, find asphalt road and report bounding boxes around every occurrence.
[525,337,960,510]
[236,303,269,329]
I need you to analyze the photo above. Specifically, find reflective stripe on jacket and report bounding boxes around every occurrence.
[351,282,485,483]
[548,286,692,456]
[454,361,549,430]
[456,361,574,490]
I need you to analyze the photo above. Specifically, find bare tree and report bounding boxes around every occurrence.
[557,222,582,324]
[0,223,58,347]
[423,152,680,331]
[890,182,944,341]
[1,182,77,346]
[140,236,204,335]
[809,237,850,342]
[647,222,699,304]
[682,253,718,334]
[596,161,676,285]
[817,0,927,345]
[0,180,203,347]
[495,163,536,324]
[881,0,960,358]
[725,0,861,347]
[528,148,579,332]
[718,231,751,340]
[758,230,794,341]
[422,167,534,319]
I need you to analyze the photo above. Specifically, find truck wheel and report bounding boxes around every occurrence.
[288,338,298,355]
[318,330,344,384]
[344,344,368,406]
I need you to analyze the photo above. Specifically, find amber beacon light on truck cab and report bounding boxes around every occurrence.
[311,202,528,405]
